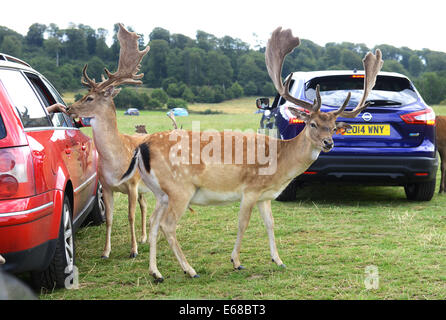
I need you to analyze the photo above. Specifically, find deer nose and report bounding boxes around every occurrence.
[323,139,334,149]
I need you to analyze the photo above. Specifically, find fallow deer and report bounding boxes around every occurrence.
[436,115,446,193]
[67,24,151,259]
[135,124,148,134]
[119,27,384,282]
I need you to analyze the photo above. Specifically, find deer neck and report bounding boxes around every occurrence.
[277,128,321,179]
[89,107,125,165]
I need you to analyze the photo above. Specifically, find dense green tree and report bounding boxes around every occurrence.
[181,86,195,102]
[149,27,170,43]
[243,81,258,96]
[182,47,205,85]
[425,52,446,72]
[205,51,233,86]
[3,23,446,105]
[1,35,23,57]
[151,88,169,104]
[62,26,88,60]
[227,82,244,98]
[340,49,363,70]
[170,33,194,50]
[382,60,408,75]
[408,55,423,77]
[143,39,169,87]
[415,72,446,104]
[25,23,46,47]
[196,30,218,51]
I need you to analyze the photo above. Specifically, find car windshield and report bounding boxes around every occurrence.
[305,75,419,107]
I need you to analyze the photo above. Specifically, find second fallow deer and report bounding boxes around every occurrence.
[67,24,151,259]
[119,27,384,282]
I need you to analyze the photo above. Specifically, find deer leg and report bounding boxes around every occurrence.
[138,193,148,244]
[257,200,285,268]
[159,190,198,279]
[128,187,139,258]
[148,194,168,282]
[101,187,114,259]
[439,151,445,193]
[231,194,257,270]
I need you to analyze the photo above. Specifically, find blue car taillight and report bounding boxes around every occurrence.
[400,107,435,126]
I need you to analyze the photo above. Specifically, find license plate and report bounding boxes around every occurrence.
[343,124,390,136]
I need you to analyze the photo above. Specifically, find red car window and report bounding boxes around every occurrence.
[0,69,51,128]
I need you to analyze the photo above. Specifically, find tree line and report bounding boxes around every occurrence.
[1,23,446,108]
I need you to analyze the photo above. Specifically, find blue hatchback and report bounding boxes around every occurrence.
[258,70,437,201]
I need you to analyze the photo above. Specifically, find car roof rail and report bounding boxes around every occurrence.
[0,53,31,68]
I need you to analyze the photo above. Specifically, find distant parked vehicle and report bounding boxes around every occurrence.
[169,107,189,117]
[257,70,437,202]
[124,108,140,116]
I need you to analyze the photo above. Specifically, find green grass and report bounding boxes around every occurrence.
[37,100,446,299]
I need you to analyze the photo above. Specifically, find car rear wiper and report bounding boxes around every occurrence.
[366,99,402,106]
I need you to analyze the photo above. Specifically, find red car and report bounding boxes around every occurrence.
[0,54,105,289]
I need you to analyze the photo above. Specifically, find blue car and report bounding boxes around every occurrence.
[257,70,437,201]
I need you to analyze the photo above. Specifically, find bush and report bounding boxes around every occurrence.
[196,86,215,103]
[146,98,163,109]
[261,82,276,97]
[151,88,168,105]
[181,86,195,102]
[213,85,225,103]
[167,98,188,109]
[114,87,143,109]
[227,82,244,98]
[243,81,258,96]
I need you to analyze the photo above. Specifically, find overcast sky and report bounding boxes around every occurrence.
[1,0,445,52]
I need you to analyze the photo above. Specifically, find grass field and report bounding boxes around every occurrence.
[37,98,446,300]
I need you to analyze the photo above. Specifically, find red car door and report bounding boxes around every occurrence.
[40,77,97,220]
[24,72,97,220]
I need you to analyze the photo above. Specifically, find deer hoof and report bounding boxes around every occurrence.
[193,274,200,279]
[129,252,138,259]
[101,255,109,259]
[279,264,287,269]
[236,265,246,270]
[153,274,164,283]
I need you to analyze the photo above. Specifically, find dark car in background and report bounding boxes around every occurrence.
[257,70,437,202]
[0,53,105,289]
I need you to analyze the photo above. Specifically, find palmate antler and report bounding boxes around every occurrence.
[265,27,383,117]
[82,23,150,91]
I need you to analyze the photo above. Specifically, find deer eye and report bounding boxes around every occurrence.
[310,122,317,128]
[86,96,94,102]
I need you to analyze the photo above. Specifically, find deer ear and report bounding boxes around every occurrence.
[103,86,119,98]
[288,106,310,122]
[111,88,121,98]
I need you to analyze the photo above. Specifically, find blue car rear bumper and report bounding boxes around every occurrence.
[297,154,438,185]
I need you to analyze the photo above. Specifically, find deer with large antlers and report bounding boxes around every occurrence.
[67,24,151,259]
[119,27,383,282]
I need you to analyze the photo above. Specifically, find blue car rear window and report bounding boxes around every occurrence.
[305,75,419,107]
